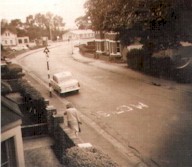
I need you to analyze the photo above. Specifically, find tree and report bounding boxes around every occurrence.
[75,15,91,29]
[9,19,23,28]
[85,0,192,50]
[1,12,65,41]
[26,15,35,27]
[1,19,9,28]
[52,15,65,40]
[25,12,65,40]
[84,0,111,30]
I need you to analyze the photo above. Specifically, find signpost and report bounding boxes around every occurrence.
[68,36,73,54]
[44,47,52,97]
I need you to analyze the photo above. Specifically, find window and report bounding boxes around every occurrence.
[97,42,101,51]
[10,40,13,44]
[1,138,17,167]
[5,40,7,44]
[18,39,22,44]
[110,43,113,53]
[117,42,120,52]
[106,41,109,51]
[96,43,99,51]
[24,39,28,43]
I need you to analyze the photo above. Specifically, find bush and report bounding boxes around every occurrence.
[18,79,45,101]
[17,79,46,123]
[127,49,152,71]
[79,44,96,54]
[1,63,24,79]
[151,56,172,78]
[173,67,192,83]
[62,146,119,167]
[7,63,23,73]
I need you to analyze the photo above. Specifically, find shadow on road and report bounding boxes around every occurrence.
[154,93,192,167]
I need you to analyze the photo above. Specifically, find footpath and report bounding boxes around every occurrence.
[14,44,192,167]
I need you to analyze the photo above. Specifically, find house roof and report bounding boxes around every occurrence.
[1,96,23,132]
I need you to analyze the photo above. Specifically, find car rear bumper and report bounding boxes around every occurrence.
[60,87,80,94]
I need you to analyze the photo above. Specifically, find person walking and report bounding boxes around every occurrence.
[64,103,82,136]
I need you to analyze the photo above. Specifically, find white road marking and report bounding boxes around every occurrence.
[96,102,148,118]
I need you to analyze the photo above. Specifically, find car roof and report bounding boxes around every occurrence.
[53,71,72,82]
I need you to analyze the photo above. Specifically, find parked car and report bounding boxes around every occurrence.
[51,71,80,95]
[10,45,29,51]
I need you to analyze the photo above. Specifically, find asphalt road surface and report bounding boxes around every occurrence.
[17,41,192,167]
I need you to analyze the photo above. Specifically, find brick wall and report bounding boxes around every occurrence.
[45,103,82,161]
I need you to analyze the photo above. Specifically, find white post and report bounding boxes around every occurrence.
[44,47,52,97]
[49,23,52,41]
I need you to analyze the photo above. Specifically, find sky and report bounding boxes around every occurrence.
[0,0,87,29]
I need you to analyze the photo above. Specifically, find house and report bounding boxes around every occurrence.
[1,28,17,47]
[17,36,30,46]
[95,31,122,59]
[1,28,33,49]
[1,96,25,167]
[62,29,95,41]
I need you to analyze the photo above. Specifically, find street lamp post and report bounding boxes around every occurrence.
[49,24,52,41]
[44,47,52,97]
[68,36,73,54]
[71,39,73,55]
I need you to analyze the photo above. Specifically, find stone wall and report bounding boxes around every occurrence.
[45,102,83,161]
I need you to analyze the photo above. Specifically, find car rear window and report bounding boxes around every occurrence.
[59,75,72,82]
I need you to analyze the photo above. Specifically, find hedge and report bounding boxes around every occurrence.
[79,43,96,54]
[126,49,152,72]
[1,63,24,79]
[126,48,192,82]
[62,146,119,167]
[17,79,47,123]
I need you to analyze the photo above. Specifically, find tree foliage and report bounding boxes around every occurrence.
[85,0,192,50]
[1,12,65,41]
[75,15,91,29]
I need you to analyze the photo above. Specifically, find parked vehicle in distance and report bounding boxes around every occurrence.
[50,71,80,95]
[10,45,29,51]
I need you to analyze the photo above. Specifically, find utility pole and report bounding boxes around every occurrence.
[71,39,73,55]
[68,36,73,54]
[49,23,52,41]
[44,47,52,97]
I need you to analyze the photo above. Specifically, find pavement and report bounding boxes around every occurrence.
[15,43,192,167]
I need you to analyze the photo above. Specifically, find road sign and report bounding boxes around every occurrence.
[44,47,50,54]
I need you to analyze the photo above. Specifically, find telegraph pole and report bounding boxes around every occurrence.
[49,23,52,41]
[68,36,73,54]
[44,47,52,97]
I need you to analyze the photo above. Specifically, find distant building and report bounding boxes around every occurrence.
[95,31,122,59]
[62,29,95,41]
[1,96,25,167]
[1,29,17,47]
[1,28,31,48]
[17,36,30,46]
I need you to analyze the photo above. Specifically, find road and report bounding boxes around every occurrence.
[17,41,192,167]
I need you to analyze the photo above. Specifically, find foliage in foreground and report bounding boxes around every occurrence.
[62,146,119,167]
[1,63,24,79]
[85,0,192,49]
